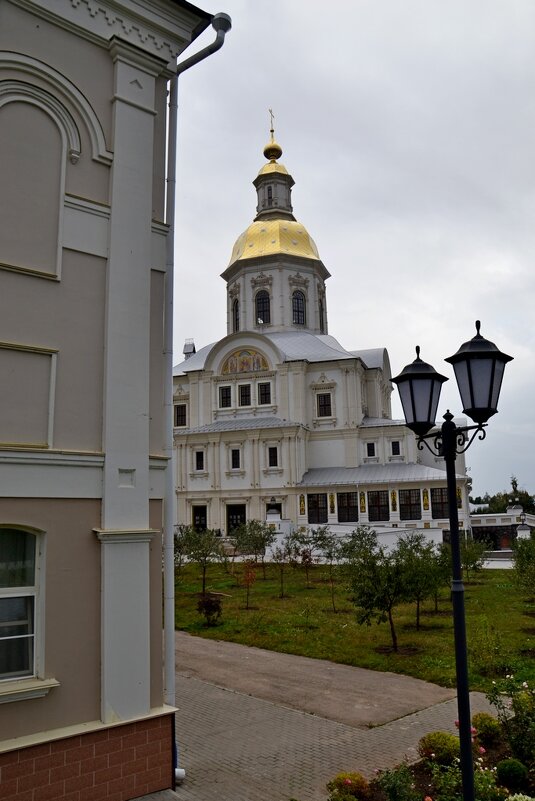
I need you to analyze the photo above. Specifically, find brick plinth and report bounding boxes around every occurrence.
[0,713,174,801]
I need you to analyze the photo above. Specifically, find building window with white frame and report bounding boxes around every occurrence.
[268,446,278,467]
[307,493,327,524]
[219,386,232,408]
[258,382,271,405]
[174,403,187,427]
[292,290,306,325]
[255,290,271,325]
[391,440,401,457]
[238,384,251,407]
[366,442,376,458]
[317,392,332,417]
[368,490,389,522]
[231,448,241,470]
[399,489,422,521]
[0,529,37,680]
[232,298,240,333]
[195,451,204,471]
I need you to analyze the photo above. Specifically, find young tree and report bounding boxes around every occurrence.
[429,542,452,612]
[345,529,407,652]
[396,532,438,630]
[271,534,294,599]
[291,527,320,588]
[312,525,342,613]
[180,526,225,595]
[242,560,257,610]
[230,520,276,579]
[460,536,488,581]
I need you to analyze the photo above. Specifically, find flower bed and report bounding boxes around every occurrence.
[324,676,535,801]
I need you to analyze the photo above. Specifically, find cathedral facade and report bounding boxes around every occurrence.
[173,134,470,541]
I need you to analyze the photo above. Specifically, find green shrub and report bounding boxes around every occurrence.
[487,676,535,766]
[496,758,529,791]
[196,593,222,626]
[375,764,419,801]
[472,712,502,746]
[327,771,369,800]
[418,731,460,765]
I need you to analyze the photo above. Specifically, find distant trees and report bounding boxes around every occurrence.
[470,475,535,514]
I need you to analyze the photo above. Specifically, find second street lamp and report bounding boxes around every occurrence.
[392,321,512,801]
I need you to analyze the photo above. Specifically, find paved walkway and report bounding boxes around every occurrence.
[139,633,494,801]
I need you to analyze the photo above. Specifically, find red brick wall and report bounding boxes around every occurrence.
[0,713,174,801]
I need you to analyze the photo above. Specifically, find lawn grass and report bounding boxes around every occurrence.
[175,562,535,692]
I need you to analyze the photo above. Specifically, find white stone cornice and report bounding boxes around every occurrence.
[13,0,210,67]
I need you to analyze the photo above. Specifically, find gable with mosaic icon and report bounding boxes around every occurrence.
[221,349,269,374]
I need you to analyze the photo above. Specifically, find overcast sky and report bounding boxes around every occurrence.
[173,0,535,498]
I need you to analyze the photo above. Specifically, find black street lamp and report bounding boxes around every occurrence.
[392,321,512,801]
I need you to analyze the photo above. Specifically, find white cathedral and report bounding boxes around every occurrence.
[173,132,470,541]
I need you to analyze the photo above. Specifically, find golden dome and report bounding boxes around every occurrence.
[257,161,289,177]
[229,219,321,264]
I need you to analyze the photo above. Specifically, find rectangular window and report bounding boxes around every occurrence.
[317,393,332,417]
[431,487,449,519]
[219,386,231,408]
[195,451,204,471]
[0,530,37,679]
[391,441,400,456]
[174,404,187,427]
[231,449,240,470]
[366,442,376,458]
[307,493,328,524]
[239,384,251,407]
[399,489,422,521]
[368,490,389,522]
[258,382,271,405]
[268,446,278,467]
[337,492,359,523]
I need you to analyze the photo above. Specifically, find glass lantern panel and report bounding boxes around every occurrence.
[413,378,435,425]
[490,360,505,409]
[397,381,417,425]
[468,358,495,410]
[452,360,471,411]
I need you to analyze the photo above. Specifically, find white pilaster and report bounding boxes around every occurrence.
[96,530,157,722]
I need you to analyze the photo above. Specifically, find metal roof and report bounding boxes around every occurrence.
[173,332,390,376]
[176,416,304,435]
[360,417,405,428]
[298,463,464,487]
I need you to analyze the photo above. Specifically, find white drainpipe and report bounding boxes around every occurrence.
[163,11,231,784]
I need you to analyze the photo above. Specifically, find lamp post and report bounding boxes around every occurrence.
[392,321,512,801]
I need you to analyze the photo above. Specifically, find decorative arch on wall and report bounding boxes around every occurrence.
[0,81,81,163]
[220,349,270,375]
[0,52,113,164]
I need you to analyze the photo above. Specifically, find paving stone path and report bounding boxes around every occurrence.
[161,634,494,801]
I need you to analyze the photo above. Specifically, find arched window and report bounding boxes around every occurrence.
[292,290,306,326]
[319,298,325,334]
[267,186,273,206]
[232,298,240,333]
[0,529,37,679]
[255,290,271,325]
